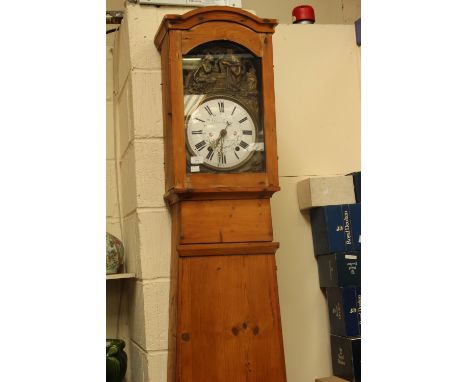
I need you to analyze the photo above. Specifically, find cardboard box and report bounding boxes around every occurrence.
[310,204,361,255]
[347,171,361,203]
[330,335,361,382]
[318,252,360,287]
[326,287,361,337]
[297,176,356,211]
[316,377,350,382]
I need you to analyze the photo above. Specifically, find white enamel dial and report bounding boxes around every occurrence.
[186,97,257,171]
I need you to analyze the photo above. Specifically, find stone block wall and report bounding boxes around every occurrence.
[106,26,132,380]
[111,4,194,381]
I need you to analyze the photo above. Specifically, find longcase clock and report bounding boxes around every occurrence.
[155,7,286,381]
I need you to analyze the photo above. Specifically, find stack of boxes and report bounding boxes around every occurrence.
[297,172,361,382]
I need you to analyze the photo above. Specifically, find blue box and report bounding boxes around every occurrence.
[355,18,361,47]
[318,252,360,287]
[326,287,361,337]
[310,204,361,256]
[350,204,360,247]
[330,335,361,382]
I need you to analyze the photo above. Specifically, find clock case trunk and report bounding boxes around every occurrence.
[155,7,286,382]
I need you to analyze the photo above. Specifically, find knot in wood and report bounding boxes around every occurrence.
[181,333,190,342]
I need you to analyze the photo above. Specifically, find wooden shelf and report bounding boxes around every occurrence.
[106,273,135,280]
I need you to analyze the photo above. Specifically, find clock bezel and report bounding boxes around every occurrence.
[185,95,261,172]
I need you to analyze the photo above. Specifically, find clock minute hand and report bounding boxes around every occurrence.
[218,136,225,166]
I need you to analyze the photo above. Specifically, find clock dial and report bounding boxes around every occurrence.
[186,98,257,171]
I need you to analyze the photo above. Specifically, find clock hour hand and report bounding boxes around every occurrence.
[210,137,220,149]
[210,124,229,158]
[212,128,227,148]
[210,133,222,149]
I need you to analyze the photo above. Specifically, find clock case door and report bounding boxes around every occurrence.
[183,42,265,174]
[155,7,280,204]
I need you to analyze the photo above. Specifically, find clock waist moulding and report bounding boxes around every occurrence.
[155,7,287,381]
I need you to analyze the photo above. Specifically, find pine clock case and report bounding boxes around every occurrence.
[155,7,286,382]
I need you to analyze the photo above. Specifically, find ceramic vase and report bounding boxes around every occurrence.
[106,232,124,275]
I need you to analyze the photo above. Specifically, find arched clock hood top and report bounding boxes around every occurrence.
[154,6,278,50]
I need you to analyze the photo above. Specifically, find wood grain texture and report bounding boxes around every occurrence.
[177,254,287,382]
[155,6,278,48]
[160,35,175,190]
[177,242,279,257]
[262,33,280,189]
[183,172,272,192]
[164,187,278,206]
[169,30,186,191]
[181,21,264,57]
[180,199,273,244]
[168,203,181,382]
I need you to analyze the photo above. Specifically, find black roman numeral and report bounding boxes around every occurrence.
[218,101,224,113]
[191,130,203,134]
[221,153,226,164]
[239,117,248,124]
[239,140,249,150]
[231,106,237,115]
[195,140,207,151]
[206,148,215,160]
[234,152,239,159]
[195,117,205,123]
[205,105,213,116]
[242,130,252,135]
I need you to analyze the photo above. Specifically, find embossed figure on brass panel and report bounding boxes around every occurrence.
[184,45,260,114]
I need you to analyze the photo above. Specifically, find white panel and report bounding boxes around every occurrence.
[273,24,361,177]
[272,24,360,382]
[272,176,333,382]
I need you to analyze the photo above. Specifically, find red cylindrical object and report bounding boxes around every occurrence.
[292,5,315,24]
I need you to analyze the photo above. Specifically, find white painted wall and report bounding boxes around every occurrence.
[110,5,197,381]
[107,28,133,382]
[106,35,122,248]
[272,24,360,382]
[243,0,360,24]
